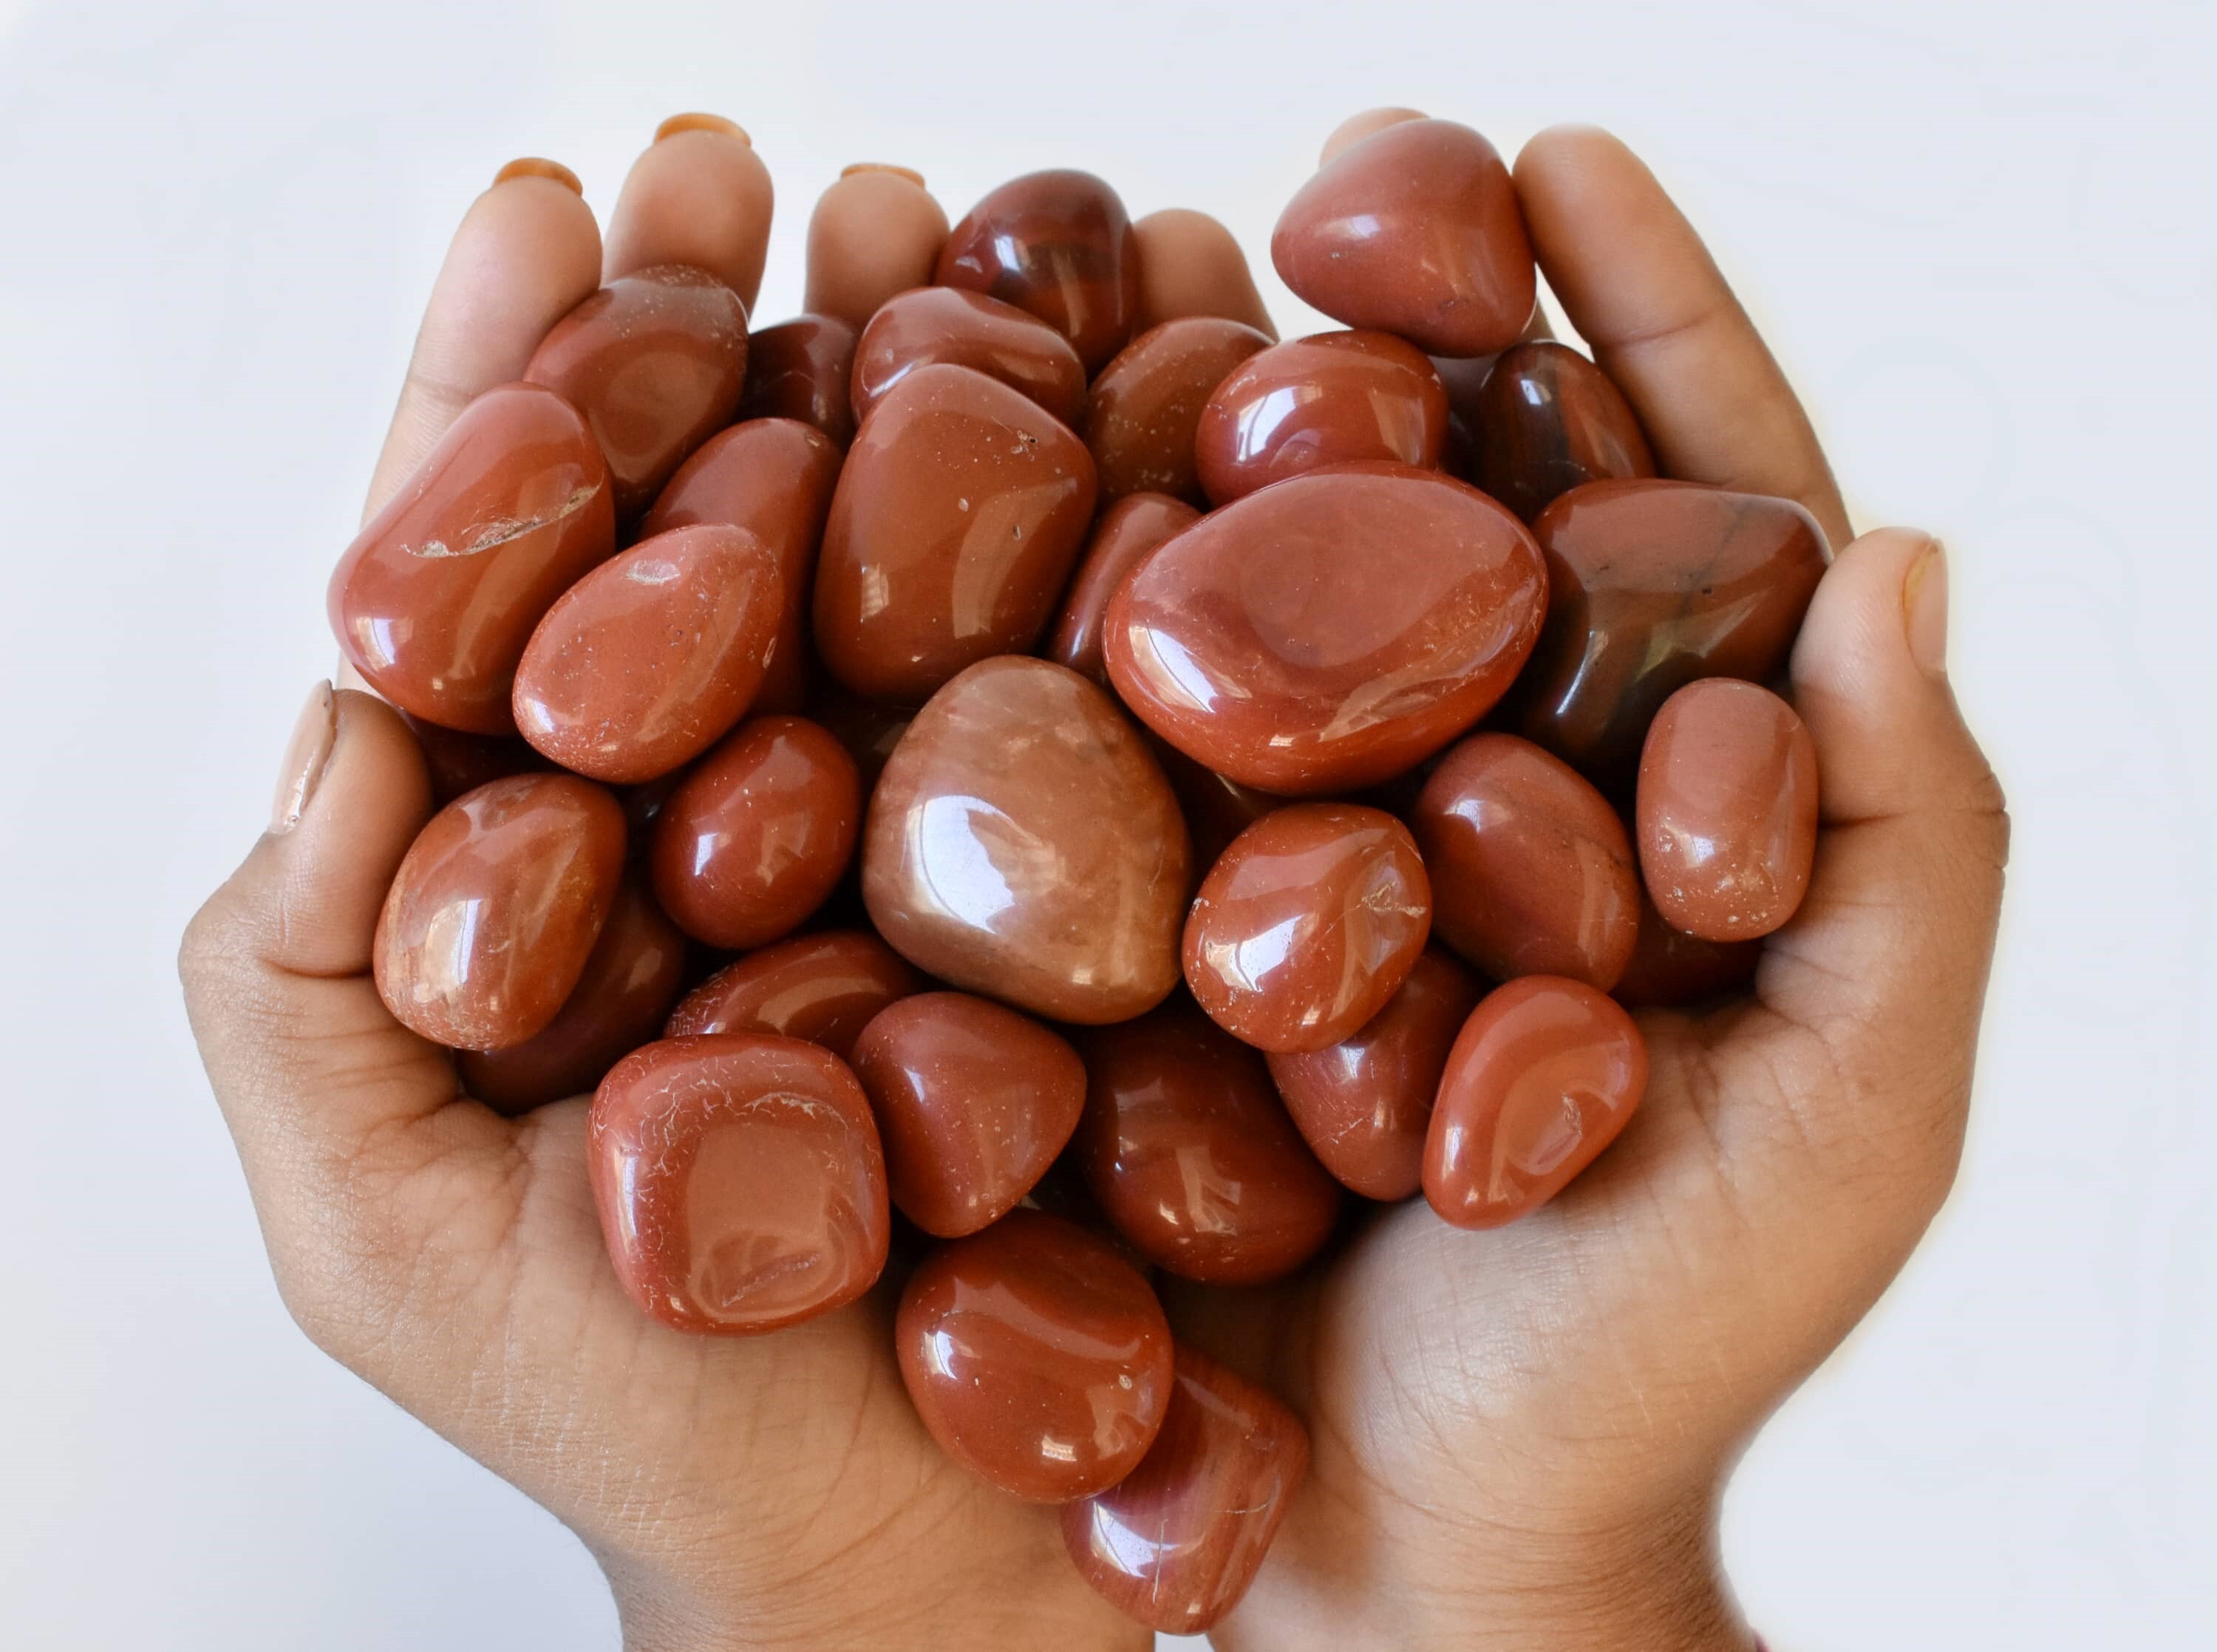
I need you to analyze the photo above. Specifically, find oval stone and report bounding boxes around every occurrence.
[374,773,627,1050]
[666,929,921,1057]
[1194,330,1448,506]
[648,716,860,949]
[1637,679,1819,941]
[1183,804,1431,1053]
[862,658,1190,1023]
[895,1209,1173,1501]
[1465,341,1655,522]
[1519,478,1829,794]
[735,313,858,448]
[589,1034,889,1334]
[1423,975,1648,1229]
[936,169,1142,373]
[1411,731,1640,990]
[330,382,614,734]
[1076,1003,1341,1283]
[1271,119,1535,358]
[851,991,1087,1237]
[850,285,1089,429]
[511,524,783,783]
[1103,464,1547,794]
[1085,316,1272,504]
[1266,947,1483,1201]
[1045,493,1201,688]
[813,364,1097,703]
[639,417,842,717]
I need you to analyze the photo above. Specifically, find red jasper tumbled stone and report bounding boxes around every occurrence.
[735,313,858,448]
[666,929,921,1058]
[1465,341,1655,523]
[936,169,1142,374]
[1194,330,1448,506]
[1044,492,1200,689]
[849,285,1089,429]
[1084,316,1272,504]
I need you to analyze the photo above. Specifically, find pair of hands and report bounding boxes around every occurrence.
[180,112,2008,1650]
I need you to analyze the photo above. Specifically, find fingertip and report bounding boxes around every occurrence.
[603,124,775,308]
[1131,208,1276,337]
[1318,106,1428,167]
[805,167,949,330]
[491,156,582,195]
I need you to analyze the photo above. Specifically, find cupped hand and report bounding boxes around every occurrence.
[1174,122,2008,1651]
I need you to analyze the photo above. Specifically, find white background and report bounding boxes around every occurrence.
[0,1,2210,1647]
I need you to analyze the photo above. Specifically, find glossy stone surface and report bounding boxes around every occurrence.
[850,286,1089,429]
[735,313,857,448]
[1085,317,1271,504]
[648,717,860,949]
[1637,679,1819,941]
[862,658,1189,1023]
[1411,732,1640,990]
[374,774,627,1050]
[1104,465,1547,794]
[459,876,687,1114]
[937,170,1141,373]
[851,991,1086,1237]
[1062,1344,1310,1633]
[1272,120,1535,358]
[1267,947,1482,1200]
[511,525,783,783]
[1611,890,1762,1009]
[1077,1003,1340,1283]
[589,1034,889,1333]
[814,364,1097,703]
[524,264,749,518]
[667,929,920,1057]
[1423,975,1647,1229]
[1466,341,1654,522]
[1519,479,1829,793]
[330,383,614,734]
[1183,805,1431,1053]
[894,1209,1172,1501]
[1194,331,1448,506]
[1046,494,1200,687]
[640,417,842,717]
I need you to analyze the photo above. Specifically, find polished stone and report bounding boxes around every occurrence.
[735,313,858,448]
[1045,494,1199,688]
[1085,317,1271,504]
[665,929,921,1057]
[1465,341,1654,522]
[1610,890,1763,1009]
[937,169,1142,373]
[850,285,1089,429]
[1194,330,1448,506]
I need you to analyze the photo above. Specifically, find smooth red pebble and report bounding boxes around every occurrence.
[666,929,920,1057]
[1465,341,1655,523]
[1194,330,1448,507]
[331,383,614,734]
[374,773,627,1051]
[525,264,749,518]
[1084,317,1273,504]
[1423,975,1648,1229]
[1272,119,1536,358]
[936,168,1142,373]
[813,363,1098,703]
[1183,804,1431,1054]
[735,313,858,448]
[1077,1003,1341,1283]
[459,876,687,1115]
[1411,732,1641,990]
[648,716,860,949]
[1104,464,1547,795]
[1636,679,1819,942]
[895,1209,1173,1501]
[1518,479,1829,794]
[1046,493,1201,687]
[1611,890,1762,1009]
[1267,947,1483,1201]
[589,1034,889,1334]
[1062,1343,1310,1634]
[511,525,783,784]
[851,992,1086,1238]
[639,417,842,717]
[399,712,548,805]
[849,285,1089,429]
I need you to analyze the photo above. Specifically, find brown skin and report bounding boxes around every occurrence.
[184,115,2004,1651]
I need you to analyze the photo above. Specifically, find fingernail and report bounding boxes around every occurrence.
[492,157,582,194]
[656,112,750,146]
[1904,538,1949,675]
[841,161,926,187]
[270,681,337,835]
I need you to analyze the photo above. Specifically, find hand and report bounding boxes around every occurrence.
[1171,123,2009,1651]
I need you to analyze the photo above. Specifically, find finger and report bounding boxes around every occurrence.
[1512,125,1852,549]
[1318,106,1427,165]
[364,162,603,519]
[804,163,949,330]
[602,112,775,310]
[1131,208,1277,338]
